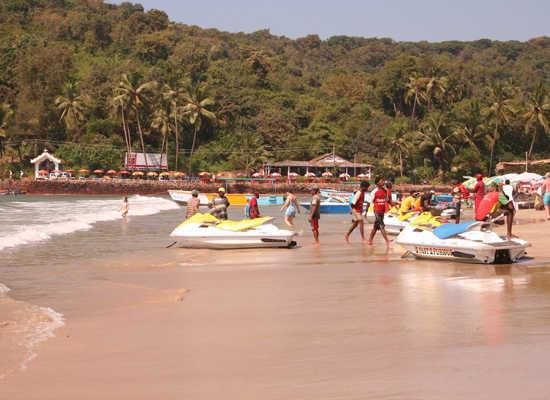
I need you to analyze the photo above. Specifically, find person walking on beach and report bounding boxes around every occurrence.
[186,190,201,219]
[542,172,550,221]
[308,186,321,246]
[345,181,368,243]
[367,177,392,246]
[120,196,129,218]
[502,179,517,211]
[473,174,485,214]
[248,192,261,219]
[209,187,230,220]
[280,191,299,227]
[493,186,518,239]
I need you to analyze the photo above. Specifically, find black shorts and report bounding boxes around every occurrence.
[373,212,385,231]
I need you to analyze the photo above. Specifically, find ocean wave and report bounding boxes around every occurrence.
[0,195,179,251]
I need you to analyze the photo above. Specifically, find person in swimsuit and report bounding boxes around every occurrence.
[280,191,299,227]
[541,172,550,221]
[308,186,321,246]
[120,196,129,218]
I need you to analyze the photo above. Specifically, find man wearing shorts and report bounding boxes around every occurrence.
[493,188,517,239]
[308,186,321,246]
[345,181,368,243]
[367,177,392,246]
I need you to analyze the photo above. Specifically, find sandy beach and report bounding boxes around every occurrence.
[2,204,550,399]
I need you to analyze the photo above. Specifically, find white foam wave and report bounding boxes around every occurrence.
[0,195,179,251]
[0,282,10,295]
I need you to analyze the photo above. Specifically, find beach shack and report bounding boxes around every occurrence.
[264,153,373,178]
[30,149,62,179]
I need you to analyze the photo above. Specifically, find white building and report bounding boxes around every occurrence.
[30,149,62,179]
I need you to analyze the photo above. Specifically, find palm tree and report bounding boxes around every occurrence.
[151,108,171,171]
[425,76,448,111]
[0,103,14,157]
[181,81,217,174]
[417,112,457,178]
[115,74,157,168]
[487,81,515,175]
[405,74,425,127]
[522,83,550,159]
[55,82,87,138]
[161,84,185,171]
[384,117,410,177]
[111,93,132,155]
[453,99,490,153]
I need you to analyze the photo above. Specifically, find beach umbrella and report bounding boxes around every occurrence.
[119,170,130,175]
[78,169,89,174]
[288,172,299,177]
[462,176,477,190]
[106,169,117,175]
[270,172,281,177]
[236,172,247,177]
[93,169,104,174]
[305,172,316,177]
[66,169,75,174]
[339,173,351,178]
[251,172,262,177]
[484,176,503,186]
[159,172,170,176]
[517,172,542,183]
[198,171,210,176]
[38,170,48,175]
[146,171,158,177]
[174,171,186,177]
[322,171,333,177]
[132,171,144,176]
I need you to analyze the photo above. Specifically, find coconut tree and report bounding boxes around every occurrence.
[417,112,457,178]
[110,93,132,155]
[384,117,410,177]
[405,73,425,127]
[487,81,515,175]
[453,99,490,153]
[115,74,157,168]
[161,83,186,171]
[424,76,448,111]
[55,81,88,138]
[151,108,171,171]
[522,83,550,159]
[0,103,14,157]
[181,81,217,174]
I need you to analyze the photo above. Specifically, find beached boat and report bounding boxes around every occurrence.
[168,190,284,206]
[396,218,531,264]
[300,197,351,214]
[366,206,420,235]
[169,213,297,249]
[319,189,353,202]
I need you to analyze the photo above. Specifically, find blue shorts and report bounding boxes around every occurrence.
[285,204,296,216]
[544,192,550,206]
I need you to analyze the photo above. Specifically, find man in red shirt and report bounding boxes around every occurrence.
[367,176,392,246]
[345,181,368,243]
[248,192,261,218]
[472,174,485,214]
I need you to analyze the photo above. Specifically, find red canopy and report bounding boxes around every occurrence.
[93,169,104,174]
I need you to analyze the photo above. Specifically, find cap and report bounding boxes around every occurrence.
[310,185,319,192]
[218,187,226,193]
[191,190,199,197]
[476,174,483,180]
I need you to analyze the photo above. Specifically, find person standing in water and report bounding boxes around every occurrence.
[541,172,550,221]
[209,187,230,220]
[345,181,368,243]
[120,196,129,217]
[367,177,392,246]
[248,192,261,219]
[308,186,321,246]
[280,191,299,227]
[186,190,201,219]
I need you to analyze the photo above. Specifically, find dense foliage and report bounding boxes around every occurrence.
[1,0,550,181]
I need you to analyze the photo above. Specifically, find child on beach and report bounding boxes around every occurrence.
[120,196,129,217]
[280,192,299,227]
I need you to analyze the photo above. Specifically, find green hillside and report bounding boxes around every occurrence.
[1,0,550,181]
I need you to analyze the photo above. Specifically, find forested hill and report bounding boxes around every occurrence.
[1,0,550,181]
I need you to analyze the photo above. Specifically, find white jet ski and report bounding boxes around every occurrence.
[366,206,419,235]
[170,213,297,249]
[396,218,531,264]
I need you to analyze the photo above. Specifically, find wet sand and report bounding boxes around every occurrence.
[3,208,550,399]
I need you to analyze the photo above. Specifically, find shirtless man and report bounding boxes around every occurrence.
[345,181,368,243]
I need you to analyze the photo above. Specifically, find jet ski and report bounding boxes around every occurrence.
[170,213,297,249]
[366,206,419,235]
[396,213,531,264]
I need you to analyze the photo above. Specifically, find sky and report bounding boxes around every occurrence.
[107,0,550,42]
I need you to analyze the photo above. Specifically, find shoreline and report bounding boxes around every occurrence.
[0,178,451,196]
